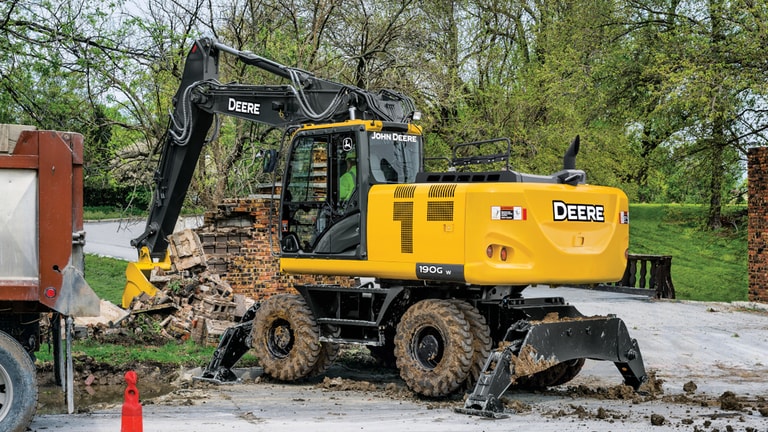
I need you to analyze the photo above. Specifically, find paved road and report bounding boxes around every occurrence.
[84,217,202,261]
[29,286,768,431]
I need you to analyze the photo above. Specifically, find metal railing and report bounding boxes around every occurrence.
[577,254,675,298]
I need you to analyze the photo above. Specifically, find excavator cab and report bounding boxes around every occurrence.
[278,121,422,257]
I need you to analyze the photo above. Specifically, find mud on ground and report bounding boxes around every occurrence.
[37,346,768,431]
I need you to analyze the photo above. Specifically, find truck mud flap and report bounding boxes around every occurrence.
[457,315,647,417]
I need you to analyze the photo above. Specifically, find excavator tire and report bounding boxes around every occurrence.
[251,294,322,381]
[515,358,586,388]
[394,299,473,397]
[450,300,492,388]
[308,342,340,377]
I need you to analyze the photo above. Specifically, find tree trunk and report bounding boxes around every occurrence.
[707,129,725,230]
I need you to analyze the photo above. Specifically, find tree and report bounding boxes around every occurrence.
[618,0,768,226]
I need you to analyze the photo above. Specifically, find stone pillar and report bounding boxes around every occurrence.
[748,147,768,302]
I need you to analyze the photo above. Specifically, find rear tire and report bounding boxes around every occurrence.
[251,294,322,381]
[394,299,473,397]
[308,342,340,377]
[0,330,37,432]
[450,299,492,388]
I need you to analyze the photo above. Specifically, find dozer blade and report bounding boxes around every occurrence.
[459,315,647,417]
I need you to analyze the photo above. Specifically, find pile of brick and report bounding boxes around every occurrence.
[123,268,254,346]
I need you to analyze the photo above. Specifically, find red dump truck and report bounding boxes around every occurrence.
[0,124,99,431]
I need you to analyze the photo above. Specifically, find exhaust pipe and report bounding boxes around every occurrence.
[563,135,580,170]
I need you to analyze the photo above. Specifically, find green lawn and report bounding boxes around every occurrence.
[628,204,747,302]
[84,254,127,306]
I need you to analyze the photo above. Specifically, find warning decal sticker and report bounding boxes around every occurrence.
[491,206,527,221]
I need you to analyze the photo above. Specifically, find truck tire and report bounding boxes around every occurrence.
[394,299,473,397]
[251,294,321,381]
[0,330,37,432]
[449,300,492,387]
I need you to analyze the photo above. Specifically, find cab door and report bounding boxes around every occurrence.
[279,130,361,255]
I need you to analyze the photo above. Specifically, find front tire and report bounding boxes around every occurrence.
[0,330,37,432]
[394,299,473,397]
[251,294,322,381]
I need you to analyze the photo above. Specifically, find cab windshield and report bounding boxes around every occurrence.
[368,131,421,184]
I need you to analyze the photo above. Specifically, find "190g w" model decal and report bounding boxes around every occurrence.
[416,263,465,282]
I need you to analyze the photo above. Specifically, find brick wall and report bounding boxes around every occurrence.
[196,196,354,301]
[748,147,768,302]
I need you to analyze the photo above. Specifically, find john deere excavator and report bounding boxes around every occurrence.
[125,37,647,416]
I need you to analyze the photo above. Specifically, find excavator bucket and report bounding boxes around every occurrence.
[457,314,647,418]
[122,247,171,308]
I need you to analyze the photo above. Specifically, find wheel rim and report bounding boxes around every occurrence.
[412,326,445,369]
[0,362,13,422]
[266,319,294,359]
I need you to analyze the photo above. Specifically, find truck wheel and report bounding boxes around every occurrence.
[251,294,322,381]
[394,299,473,397]
[0,330,37,432]
[308,342,339,377]
[450,300,492,387]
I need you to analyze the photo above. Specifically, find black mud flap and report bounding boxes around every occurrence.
[457,315,647,417]
[196,303,260,384]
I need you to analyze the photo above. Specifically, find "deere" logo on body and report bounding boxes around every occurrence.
[553,200,605,222]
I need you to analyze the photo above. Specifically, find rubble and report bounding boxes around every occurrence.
[77,194,357,346]
[78,229,254,346]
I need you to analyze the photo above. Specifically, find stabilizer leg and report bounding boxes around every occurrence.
[197,303,260,383]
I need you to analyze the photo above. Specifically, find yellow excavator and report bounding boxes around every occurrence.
[124,37,646,417]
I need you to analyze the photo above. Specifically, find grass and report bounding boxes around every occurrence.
[36,339,260,368]
[83,205,203,221]
[628,203,748,302]
[84,254,127,306]
[83,206,146,220]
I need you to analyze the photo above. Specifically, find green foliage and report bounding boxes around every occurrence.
[2,0,767,222]
[629,204,747,302]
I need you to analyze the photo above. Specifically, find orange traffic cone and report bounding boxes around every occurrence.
[121,370,143,432]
